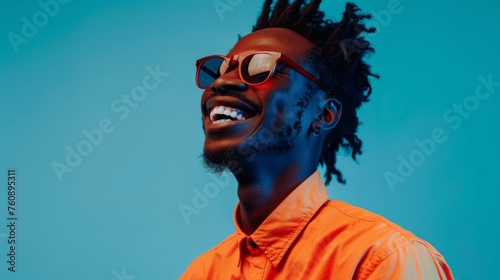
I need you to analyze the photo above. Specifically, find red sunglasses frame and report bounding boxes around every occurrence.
[195,51,323,89]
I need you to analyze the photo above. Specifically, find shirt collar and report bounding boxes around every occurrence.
[233,170,329,268]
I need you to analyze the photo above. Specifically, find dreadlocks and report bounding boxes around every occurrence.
[253,0,378,185]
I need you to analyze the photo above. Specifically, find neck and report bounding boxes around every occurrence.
[234,158,316,235]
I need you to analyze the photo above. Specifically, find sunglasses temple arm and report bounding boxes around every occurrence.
[280,55,325,85]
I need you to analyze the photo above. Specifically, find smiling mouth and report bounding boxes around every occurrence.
[208,105,256,124]
[204,95,259,128]
[209,106,247,124]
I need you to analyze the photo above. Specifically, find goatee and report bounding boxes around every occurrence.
[201,148,242,177]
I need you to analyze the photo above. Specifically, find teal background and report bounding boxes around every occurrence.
[1,0,499,279]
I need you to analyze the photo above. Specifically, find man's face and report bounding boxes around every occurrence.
[200,28,320,173]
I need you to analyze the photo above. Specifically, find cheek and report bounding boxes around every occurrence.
[262,96,302,138]
[254,76,310,125]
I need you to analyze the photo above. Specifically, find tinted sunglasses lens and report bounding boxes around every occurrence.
[241,53,275,84]
[198,57,225,88]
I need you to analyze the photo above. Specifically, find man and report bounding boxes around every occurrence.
[181,0,454,279]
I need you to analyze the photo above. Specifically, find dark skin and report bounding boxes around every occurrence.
[201,28,339,235]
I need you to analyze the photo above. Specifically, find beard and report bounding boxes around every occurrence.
[201,126,295,176]
[201,147,241,176]
[201,101,308,176]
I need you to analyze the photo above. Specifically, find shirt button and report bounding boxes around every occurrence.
[249,239,258,248]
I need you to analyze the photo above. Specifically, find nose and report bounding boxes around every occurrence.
[210,70,248,94]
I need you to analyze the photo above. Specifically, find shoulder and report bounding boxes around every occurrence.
[310,200,453,279]
[319,199,418,239]
[179,233,238,279]
[318,200,440,252]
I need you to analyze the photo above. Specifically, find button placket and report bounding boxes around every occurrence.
[246,238,260,255]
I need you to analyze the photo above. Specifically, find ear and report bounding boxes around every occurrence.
[312,98,342,133]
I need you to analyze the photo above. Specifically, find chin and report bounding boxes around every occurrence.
[202,142,245,175]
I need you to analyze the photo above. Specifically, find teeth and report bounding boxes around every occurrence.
[209,105,246,123]
[213,119,233,124]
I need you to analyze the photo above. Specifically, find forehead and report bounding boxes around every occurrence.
[228,27,313,62]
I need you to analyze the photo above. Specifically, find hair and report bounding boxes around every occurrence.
[253,0,378,185]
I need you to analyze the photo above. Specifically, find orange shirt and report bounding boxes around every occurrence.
[180,171,454,279]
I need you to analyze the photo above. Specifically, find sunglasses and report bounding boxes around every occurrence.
[195,51,324,90]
